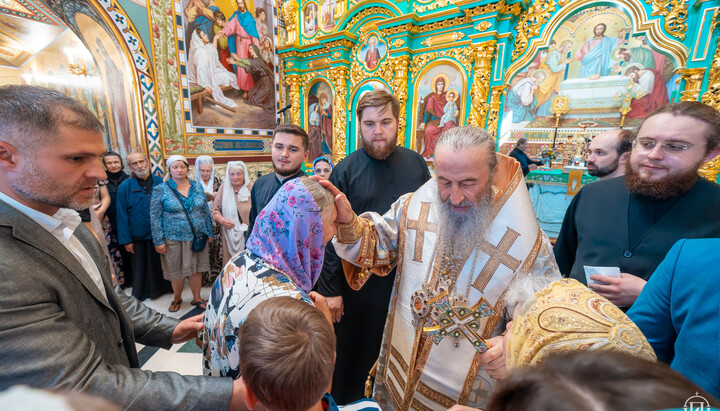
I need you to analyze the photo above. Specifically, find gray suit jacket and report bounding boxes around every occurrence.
[0,199,233,409]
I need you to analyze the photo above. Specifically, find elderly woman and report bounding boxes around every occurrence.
[312,156,333,180]
[195,155,223,285]
[211,161,253,265]
[151,155,214,312]
[202,176,336,378]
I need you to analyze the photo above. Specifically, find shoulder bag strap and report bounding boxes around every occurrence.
[168,185,198,237]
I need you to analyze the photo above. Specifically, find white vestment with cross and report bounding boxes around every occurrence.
[333,154,559,410]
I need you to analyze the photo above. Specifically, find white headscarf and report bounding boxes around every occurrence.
[194,155,216,194]
[164,155,189,182]
[221,161,251,257]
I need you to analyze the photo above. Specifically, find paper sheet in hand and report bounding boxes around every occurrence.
[584,266,621,285]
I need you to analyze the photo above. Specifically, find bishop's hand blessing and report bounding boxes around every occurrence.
[313,176,355,225]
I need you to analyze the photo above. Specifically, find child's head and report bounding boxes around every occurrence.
[239,296,336,411]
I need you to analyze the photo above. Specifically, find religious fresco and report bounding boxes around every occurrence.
[357,33,386,71]
[181,0,277,130]
[503,6,679,132]
[413,62,465,159]
[302,2,318,38]
[75,12,141,159]
[319,0,335,32]
[306,80,333,162]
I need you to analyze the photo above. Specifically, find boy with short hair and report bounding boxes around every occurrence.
[236,296,380,411]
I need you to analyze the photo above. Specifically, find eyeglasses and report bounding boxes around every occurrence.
[632,138,693,155]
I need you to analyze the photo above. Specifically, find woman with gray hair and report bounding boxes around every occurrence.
[194,155,223,285]
[211,161,253,265]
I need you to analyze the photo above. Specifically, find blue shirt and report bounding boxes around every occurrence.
[150,179,213,245]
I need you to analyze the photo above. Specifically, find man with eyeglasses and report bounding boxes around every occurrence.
[554,101,720,308]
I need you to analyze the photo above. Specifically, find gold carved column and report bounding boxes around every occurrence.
[329,66,349,163]
[391,55,410,146]
[282,0,299,46]
[675,67,707,101]
[286,74,301,126]
[700,14,720,183]
[468,42,496,128]
[487,85,508,140]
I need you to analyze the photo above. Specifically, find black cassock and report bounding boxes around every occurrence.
[554,175,720,295]
[315,146,430,404]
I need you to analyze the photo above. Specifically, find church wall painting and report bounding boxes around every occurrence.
[305,79,333,162]
[319,0,335,32]
[412,61,466,159]
[302,2,318,38]
[358,33,386,71]
[502,5,679,136]
[180,0,278,131]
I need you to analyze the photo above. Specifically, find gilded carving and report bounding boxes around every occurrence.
[278,39,354,58]
[699,10,720,182]
[474,21,492,32]
[381,15,472,37]
[409,48,474,82]
[286,61,294,68]
[282,0,299,46]
[512,0,555,61]
[421,32,466,47]
[309,58,331,68]
[675,67,706,101]
[328,66,349,162]
[487,85,508,139]
[346,7,393,33]
[644,0,688,41]
[392,38,406,48]
[391,56,410,146]
[286,74,301,125]
[467,43,496,128]
[414,0,455,14]
[701,9,720,109]
[463,0,522,17]
[332,51,341,59]
[350,37,395,90]
[558,0,570,6]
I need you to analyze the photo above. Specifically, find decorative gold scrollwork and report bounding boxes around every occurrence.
[391,56,410,146]
[644,0,688,41]
[675,67,707,101]
[328,67,349,163]
[421,32,466,47]
[409,48,474,79]
[512,0,555,61]
[414,0,455,14]
[475,21,492,32]
[487,85,508,139]
[699,10,720,183]
[463,0,522,17]
[286,74,301,126]
[346,6,393,33]
[391,38,406,48]
[282,0,299,46]
[468,42,496,128]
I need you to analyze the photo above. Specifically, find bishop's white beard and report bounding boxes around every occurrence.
[433,186,493,258]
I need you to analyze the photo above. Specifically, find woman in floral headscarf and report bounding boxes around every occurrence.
[202,176,337,378]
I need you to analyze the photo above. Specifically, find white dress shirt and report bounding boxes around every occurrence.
[0,192,108,301]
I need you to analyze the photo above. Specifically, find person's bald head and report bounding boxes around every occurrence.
[587,129,633,180]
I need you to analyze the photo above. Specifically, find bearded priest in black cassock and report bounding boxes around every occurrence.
[315,90,430,403]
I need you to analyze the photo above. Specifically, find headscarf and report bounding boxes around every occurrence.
[102,151,128,187]
[221,161,251,257]
[194,155,216,194]
[164,154,189,182]
[506,278,656,370]
[245,178,325,292]
[312,156,334,174]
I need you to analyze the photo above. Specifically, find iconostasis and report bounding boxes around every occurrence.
[12,0,720,179]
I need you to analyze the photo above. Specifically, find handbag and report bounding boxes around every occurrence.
[169,185,208,252]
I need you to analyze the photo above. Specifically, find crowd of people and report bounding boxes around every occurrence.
[1,84,719,411]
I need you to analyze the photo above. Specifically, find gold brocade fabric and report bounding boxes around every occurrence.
[506,279,656,369]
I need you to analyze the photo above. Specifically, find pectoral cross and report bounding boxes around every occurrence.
[407,202,437,262]
[423,290,495,353]
[473,228,521,292]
